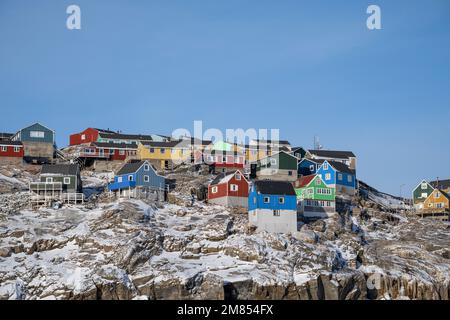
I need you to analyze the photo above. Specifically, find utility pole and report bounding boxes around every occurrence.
[399,183,405,199]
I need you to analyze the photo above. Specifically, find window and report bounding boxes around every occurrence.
[150,148,155,153]
[436,203,444,209]
[279,197,285,204]
[118,177,123,183]
[63,177,70,185]
[325,173,331,180]
[264,197,270,204]
[222,156,227,162]
[309,164,315,172]
[46,177,53,183]
[30,131,45,138]
[288,171,293,176]
[144,164,150,171]
[128,175,133,182]
[347,175,352,183]
[235,173,241,180]
[434,191,440,198]
[212,186,218,194]
[14,147,20,152]
[119,150,125,155]
[323,163,329,170]
[338,173,343,180]
[270,158,277,165]
[161,148,165,154]
[81,134,86,140]
[1,146,6,152]
[421,183,428,190]
[230,184,238,192]
[253,197,256,204]
[144,175,149,182]
[315,178,321,185]
[273,210,280,216]
[421,192,428,198]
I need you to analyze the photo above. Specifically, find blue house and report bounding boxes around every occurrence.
[248,180,298,234]
[316,160,356,195]
[108,160,166,198]
[297,158,324,177]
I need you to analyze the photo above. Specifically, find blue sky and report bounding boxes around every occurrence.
[0,0,449,195]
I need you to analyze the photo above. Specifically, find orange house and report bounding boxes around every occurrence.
[421,189,450,220]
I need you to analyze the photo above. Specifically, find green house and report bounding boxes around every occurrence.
[412,180,434,209]
[254,151,298,182]
[294,174,336,218]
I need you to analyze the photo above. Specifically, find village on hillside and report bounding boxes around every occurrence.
[1,122,448,225]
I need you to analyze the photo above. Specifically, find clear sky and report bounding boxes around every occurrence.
[0,0,449,195]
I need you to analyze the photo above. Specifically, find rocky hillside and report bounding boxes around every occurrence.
[0,167,448,300]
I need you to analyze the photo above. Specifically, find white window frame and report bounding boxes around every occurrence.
[325,173,331,180]
[144,175,150,182]
[230,184,238,192]
[270,158,277,165]
[46,177,53,183]
[347,175,352,183]
[434,191,440,198]
[323,163,329,170]
[309,164,314,171]
[144,164,150,171]
[421,192,428,198]
[118,177,123,183]
[235,173,241,180]
[421,183,428,190]
[81,134,86,140]
[264,197,270,204]
[338,173,343,180]
[211,186,218,194]
[278,197,285,204]
[14,147,20,153]
[128,175,133,182]
[1,146,6,152]
[63,177,70,185]
[30,131,45,138]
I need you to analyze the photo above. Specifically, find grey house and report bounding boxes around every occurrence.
[30,164,83,207]
[12,122,55,164]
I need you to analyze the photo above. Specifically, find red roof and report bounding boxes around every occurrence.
[295,174,316,188]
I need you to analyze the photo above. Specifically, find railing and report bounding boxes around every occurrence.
[29,182,63,192]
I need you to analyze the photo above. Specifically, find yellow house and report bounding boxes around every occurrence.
[245,145,272,163]
[421,189,450,220]
[138,141,191,170]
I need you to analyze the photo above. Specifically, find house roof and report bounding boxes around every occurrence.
[429,179,450,190]
[41,164,79,176]
[253,139,291,145]
[0,133,13,141]
[0,140,22,146]
[141,140,184,148]
[210,172,236,186]
[254,180,296,196]
[295,175,316,188]
[93,128,116,134]
[92,141,138,149]
[440,190,450,201]
[116,160,149,175]
[327,160,355,175]
[98,132,154,141]
[308,149,356,159]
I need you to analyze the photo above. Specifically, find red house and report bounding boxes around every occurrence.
[69,128,115,146]
[0,141,24,164]
[206,150,245,173]
[208,170,249,208]
[76,142,138,162]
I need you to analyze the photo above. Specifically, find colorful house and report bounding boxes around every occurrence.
[421,189,450,220]
[108,160,166,198]
[208,170,249,208]
[307,149,357,172]
[12,123,55,164]
[0,140,24,164]
[138,140,191,170]
[316,160,356,195]
[290,147,307,160]
[205,150,245,173]
[412,180,435,209]
[294,174,335,218]
[297,158,324,177]
[248,180,298,234]
[430,179,450,195]
[253,151,298,182]
[69,127,169,146]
